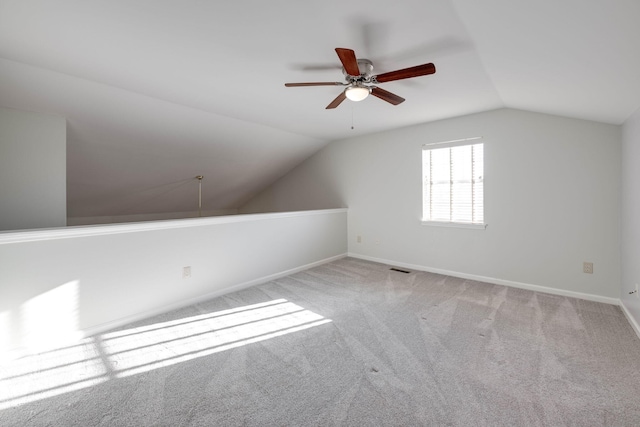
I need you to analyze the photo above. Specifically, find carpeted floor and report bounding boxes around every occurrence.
[2,257,640,426]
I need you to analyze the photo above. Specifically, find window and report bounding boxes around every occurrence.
[422,138,484,227]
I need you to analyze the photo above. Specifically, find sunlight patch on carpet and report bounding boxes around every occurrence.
[102,299,331,377]
[0,299,331,410]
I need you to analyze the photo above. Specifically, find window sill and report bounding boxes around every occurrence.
[421,221,487,230]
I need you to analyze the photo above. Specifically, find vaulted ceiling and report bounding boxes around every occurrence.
[1,1,639,219]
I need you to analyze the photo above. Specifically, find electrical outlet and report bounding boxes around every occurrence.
[357,235,361,243]
[183,266,191,278]
[583,262,593,274]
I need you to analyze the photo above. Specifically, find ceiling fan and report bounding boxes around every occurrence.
[285,48,436,109]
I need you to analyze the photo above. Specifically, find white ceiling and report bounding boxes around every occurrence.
[1,0,639,218]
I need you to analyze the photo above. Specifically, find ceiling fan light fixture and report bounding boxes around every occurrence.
[284,47,435,108]
[345,85,370,102]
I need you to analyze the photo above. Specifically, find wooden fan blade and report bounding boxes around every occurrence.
[285,82,344,87]
[335,48,361,76]
[374,63,436,83]
[326,91,347,109]
[371,87,405,105]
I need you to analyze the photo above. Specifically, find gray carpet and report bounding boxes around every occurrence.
[2,257,640,426]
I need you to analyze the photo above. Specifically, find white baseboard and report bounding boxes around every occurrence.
[620,300,640,340]
[348,252,620,306]
[82,253,348,338]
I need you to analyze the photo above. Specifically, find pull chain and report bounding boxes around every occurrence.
[351,105,355,130]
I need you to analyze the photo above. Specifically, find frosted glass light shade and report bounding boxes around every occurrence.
[345,86,370,102]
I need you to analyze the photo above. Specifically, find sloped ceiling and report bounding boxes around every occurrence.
[0,0,638,219]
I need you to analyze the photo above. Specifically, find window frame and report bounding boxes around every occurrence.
[421,137,487,229]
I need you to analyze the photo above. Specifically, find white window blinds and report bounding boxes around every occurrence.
[422,140,484,225]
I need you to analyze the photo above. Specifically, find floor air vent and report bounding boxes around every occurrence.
[390,267,411,274]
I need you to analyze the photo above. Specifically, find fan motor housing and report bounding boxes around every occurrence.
[342,59,373,79]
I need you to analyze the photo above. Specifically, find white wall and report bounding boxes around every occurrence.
[0,209,347,358]
[241,109,621,302]
[621,108,640,331]
[0,107,66,231]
